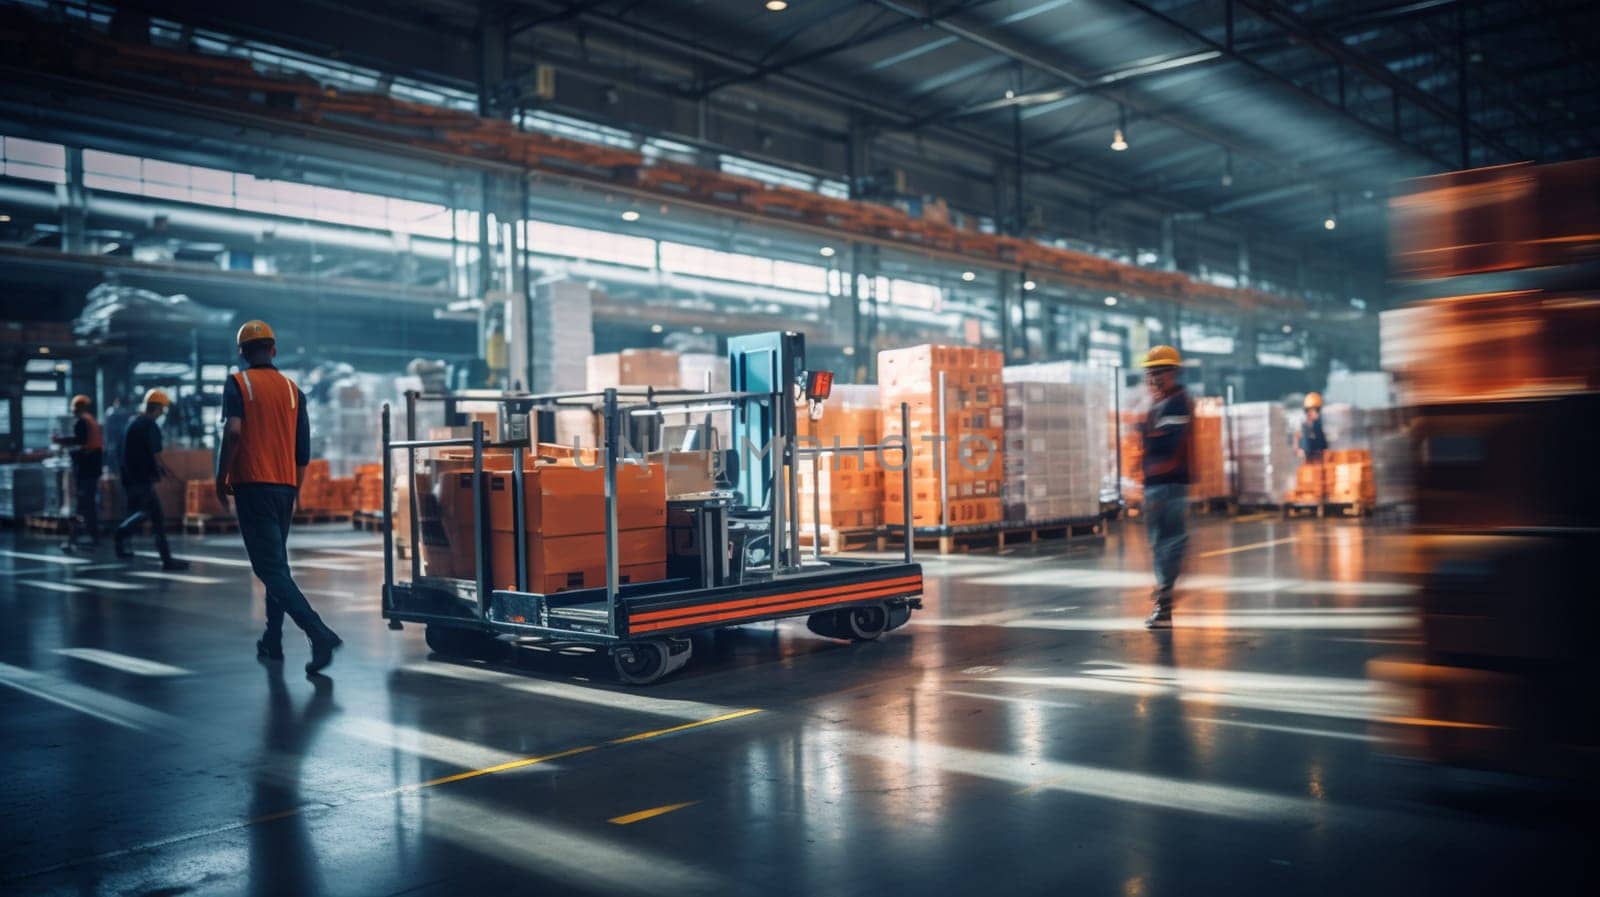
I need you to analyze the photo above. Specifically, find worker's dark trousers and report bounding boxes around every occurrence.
[115,484,172,561]
[68,475,100,543]
[234,484,337,647]
[1144,483,1189,610]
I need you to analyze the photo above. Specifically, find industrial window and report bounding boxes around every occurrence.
[1,135,67,184]
[521,112,638,150]
[530,221,655,269]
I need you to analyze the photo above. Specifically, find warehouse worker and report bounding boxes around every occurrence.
[1298,392,1328,462]
[214,320,342,674]
[53,394,103,553]
[1139,345,1194,630]
[113,390,190,571]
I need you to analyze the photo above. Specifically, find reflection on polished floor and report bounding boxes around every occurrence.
[0,516,1591,896]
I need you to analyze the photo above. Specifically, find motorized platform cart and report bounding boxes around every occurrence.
[379,331,923,684]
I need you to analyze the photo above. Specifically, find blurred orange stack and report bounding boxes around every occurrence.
[797,385,883,533]
[1117,411,1144,506]
[879,345,1005,529]
[353,463,383,512]
[184,480,228,517]
[1191,398,1227,501]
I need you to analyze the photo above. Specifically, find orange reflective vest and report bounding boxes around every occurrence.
[78,413,103,452]
[228,368,300,487]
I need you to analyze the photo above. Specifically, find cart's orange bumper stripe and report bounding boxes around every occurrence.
[629,574,923,625]
[630,580,922,633]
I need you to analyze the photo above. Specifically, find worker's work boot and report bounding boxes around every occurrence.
[113,536,134,559]
[1143,607,1173,630]
[256,637,283,662]
[305,632,343,675]
[161,557,191,571]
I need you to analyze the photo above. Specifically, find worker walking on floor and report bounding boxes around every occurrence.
[114,390,190,571]
[214,320,342,674]
[1298,392,1328,462]
[53,394,103,553]
[1139,345,1194,630]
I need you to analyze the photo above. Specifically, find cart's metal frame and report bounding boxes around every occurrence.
[380,380,922,683]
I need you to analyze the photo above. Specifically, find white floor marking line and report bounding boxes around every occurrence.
[315,548,386,559]
[853,732,1322,821]
[1197,536,1298,558]
[138,550,360,573]
[23,580,90,594]
[137,551,252,569]
[333,717,523,770]
[1187,716,1378,743]
[0,550,90,566]
[54,648,190,677]
[64,577,144,591]
[400,662,734,720]
[941,689,1083,710]
[127,571,227,585]
[0,661,180,731]
[426,792,721,896]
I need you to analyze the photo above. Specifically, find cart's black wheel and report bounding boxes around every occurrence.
[614,641,670,685]
[425,625,506,662]
[425,624,468,656]
[843,604,890,642]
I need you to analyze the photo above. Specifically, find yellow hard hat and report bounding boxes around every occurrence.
[1141,345,1182,369]
[143,388,171,408]
[1304,391,1323,409]
[70,394,92,412]
[236,319,276,346]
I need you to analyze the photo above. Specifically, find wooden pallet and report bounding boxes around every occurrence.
[879,525,1007,555]
[996,517,1105,548]
[1189,496,1235,516]
[24,514,71,534]
[184,513,239,535]
[351,510,388,533]
[797,526,882,554]
[1283,501,1373,519]
[293,510,352,525]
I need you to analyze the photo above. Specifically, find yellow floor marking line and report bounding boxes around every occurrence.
[1198,536,1297,558]
[8,705,763,884]
[609,801,698,825]
[1379,716,1504,730]
[609,707,763,743]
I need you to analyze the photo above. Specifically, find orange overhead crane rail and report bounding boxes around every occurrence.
[2,10,1293,312]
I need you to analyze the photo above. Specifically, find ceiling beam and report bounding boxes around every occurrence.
[1232,0,1528,162]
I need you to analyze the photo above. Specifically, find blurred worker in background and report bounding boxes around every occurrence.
[1298,392,1328,462]
[114,390,190,571]
[102,395,133,476]
[1139,345,1194,630]
[215,320,342,674]
[53,394,103,553]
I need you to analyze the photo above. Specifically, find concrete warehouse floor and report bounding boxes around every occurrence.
[0,516,1592,896]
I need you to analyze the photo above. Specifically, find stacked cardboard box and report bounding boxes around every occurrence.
[353,463,384,513]
[1001,361,1117,504]
[420,452,667,594]
[1190,397,1227,501]
[1226,402,1295,506]
[879,345,1005,529]
[530,279,593,393]
[185,480,228,517]
[295,460,355,513]
[156,449,219,528]
[797,384,883,532]
[586,349,682,390]
[1001,381,1099,523]
[1286,450,1377,506]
